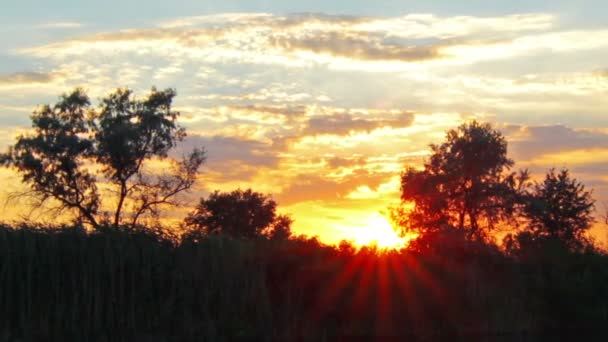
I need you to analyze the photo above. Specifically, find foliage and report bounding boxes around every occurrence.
[397,121,526,239]
[506,168,595,254]
[267,214,294,241]
[0,87,205,229]
[184,189,292,240]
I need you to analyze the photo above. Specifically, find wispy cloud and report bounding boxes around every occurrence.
[304,110,414,135]
[36,22,83,29]
[16,12,583,70]
[0,71,54,84]
[506,125,608,162]
[271,32,442,62]
[0,71,64,90]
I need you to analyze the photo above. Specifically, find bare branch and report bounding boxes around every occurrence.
[129,148,205,227]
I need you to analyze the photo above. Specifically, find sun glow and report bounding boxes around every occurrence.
[351,214,409,249]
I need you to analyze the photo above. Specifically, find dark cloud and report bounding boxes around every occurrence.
[502,125,608,208]
[304,111,414,135]
[507,125,608,161]
[570,162,608,175]
[326,156,367,168]
[0,72,56,85]
[172,134,281,181]
[271,32,442,62]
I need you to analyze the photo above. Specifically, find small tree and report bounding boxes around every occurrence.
[520,168,594,250]
[0,87,205,229]
[397,121,525,239]
[184,189,292,239]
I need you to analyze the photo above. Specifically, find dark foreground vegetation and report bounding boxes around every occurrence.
[2,88,608,340]
[1,224,608,341]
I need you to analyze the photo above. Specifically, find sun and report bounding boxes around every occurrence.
[351,214,409,249]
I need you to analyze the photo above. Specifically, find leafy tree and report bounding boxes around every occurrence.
[397,121,526,239]
[267,214,294,241]
[184,189,292,239]
[515,168,595,251]
[0,87,205,229]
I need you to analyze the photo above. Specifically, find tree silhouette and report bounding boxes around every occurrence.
[184,189,292,239]
[397,121,526,239]
[513,168,595,251]
[0,87,205,229]
[267,214,293,240]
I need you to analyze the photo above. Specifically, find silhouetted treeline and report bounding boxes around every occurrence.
[2,90,608,340]
[1,223,608,341]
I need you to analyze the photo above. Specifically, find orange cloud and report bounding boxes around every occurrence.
[527,148,608,166]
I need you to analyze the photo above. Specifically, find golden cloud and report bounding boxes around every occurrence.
[303,110,414,135]
[0,71,62,89]
[271,32,442,62]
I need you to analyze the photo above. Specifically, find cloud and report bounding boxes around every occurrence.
[36,22,83,29]
[187,84,315,104]
[0,71,58,86]
[506,125,608,161]
[160,12,367,30]
[17,12,594,71]
[326,156,367,169]
[304,110,414,136]
[229,104,307,117]
[276,168,391,205]
[226,104,308,125]
[594,69,608,78]
[271,32,442,62]
[159,13,275,28]
[442,30,608,63]
[173,134,281,181]
[353,13,555,39]
[17,27,224,59]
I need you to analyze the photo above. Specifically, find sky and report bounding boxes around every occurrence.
[1,1,607,245]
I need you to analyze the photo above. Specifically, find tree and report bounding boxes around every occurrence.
[397,121,526,239]
[0,87,205,229]
[184,189,292,239]
[519,168,594,250]
[267,214,294,241]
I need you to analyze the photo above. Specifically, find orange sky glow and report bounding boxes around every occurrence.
[1,7,608,247]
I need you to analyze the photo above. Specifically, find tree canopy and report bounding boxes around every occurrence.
[397,121,525,239]
[184,189,292,240]
[0,87,205,229]
[507,168,595,252]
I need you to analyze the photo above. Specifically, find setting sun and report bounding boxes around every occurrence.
[349,214,409,249]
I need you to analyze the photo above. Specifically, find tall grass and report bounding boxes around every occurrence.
[1,223,608,341]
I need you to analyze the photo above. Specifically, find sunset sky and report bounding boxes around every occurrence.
[1,1,607,245]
